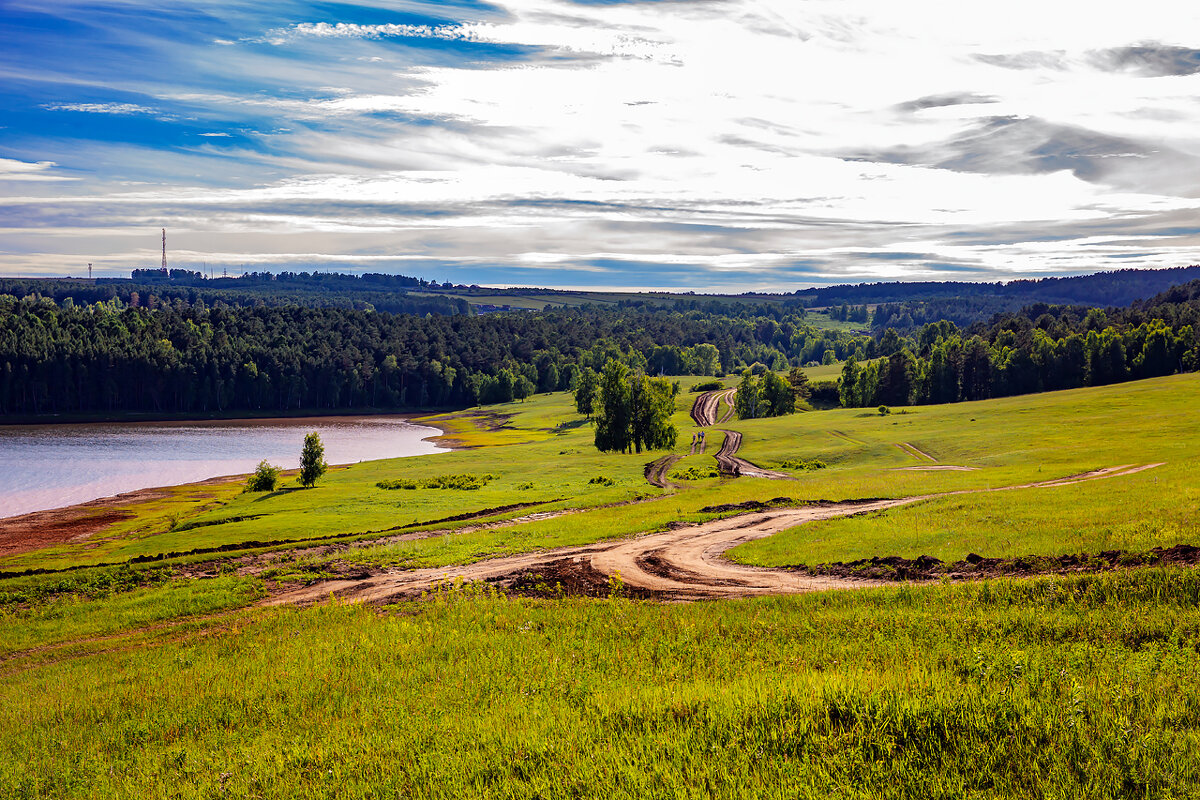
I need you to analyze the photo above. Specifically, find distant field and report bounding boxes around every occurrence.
[411,289,863,332]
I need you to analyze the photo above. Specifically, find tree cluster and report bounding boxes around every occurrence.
[840,312,1200,408]
[591,361,678,454]
[733,368,797,419]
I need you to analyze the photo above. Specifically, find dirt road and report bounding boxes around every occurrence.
[713,430,792,479]
[644,455,683,489]
[689,389,733,427]
[265,462,1164,606]
[687,389,789,479]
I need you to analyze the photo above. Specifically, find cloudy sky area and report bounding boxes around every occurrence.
[3,0,1200,290]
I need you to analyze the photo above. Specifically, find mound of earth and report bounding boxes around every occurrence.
[797,544,1200,581]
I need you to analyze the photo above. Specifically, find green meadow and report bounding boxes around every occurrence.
[5,373,1200,796]
[12,372,1196,575]
[5,572,1200,798]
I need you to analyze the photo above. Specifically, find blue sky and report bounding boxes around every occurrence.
[2,0,1200,290]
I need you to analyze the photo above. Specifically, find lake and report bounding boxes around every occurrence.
[0,416,446,519]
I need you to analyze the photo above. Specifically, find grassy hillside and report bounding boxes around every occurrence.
[10,373,1197,576]
[6,375,1200,796]
[5,572,1200,798]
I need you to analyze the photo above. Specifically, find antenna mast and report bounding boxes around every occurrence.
[88,263,92,280]
[161,228,167,270]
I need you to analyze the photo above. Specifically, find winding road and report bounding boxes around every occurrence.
[266,463,1164,605]
[688,389,791,479]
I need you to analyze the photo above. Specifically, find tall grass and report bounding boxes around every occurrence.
[4,569,1200,798]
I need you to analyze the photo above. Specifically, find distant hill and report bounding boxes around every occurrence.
[797,266,1200,308]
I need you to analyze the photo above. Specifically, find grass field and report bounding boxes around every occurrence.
[5,571,1200,798]
[8,373,1199,576]
[6,373,1200,796]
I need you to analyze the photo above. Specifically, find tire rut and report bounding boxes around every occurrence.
[264,463,1165,606]
[644,455,683,489]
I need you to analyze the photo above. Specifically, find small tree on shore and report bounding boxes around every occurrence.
[299,432,327,488]
[244,460,281,492]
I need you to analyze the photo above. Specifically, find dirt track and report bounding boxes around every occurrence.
[689,389,732,427]
[266,462,1164,606]
[686,390,789,479]
[713,430,792,479]
[644,455,683,489]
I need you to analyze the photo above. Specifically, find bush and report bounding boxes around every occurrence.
[689,379,725,392]
[588,476,615,486]
[244,460,282,492]
[376,473,496,491]
[669,466,720,481]
[808,380,841,408]
[779,459,826,471]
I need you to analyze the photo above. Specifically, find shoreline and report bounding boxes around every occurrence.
[0,414,450,525]
[0,406,467,428]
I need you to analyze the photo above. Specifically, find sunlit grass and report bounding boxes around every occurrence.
[4,570,1200,798]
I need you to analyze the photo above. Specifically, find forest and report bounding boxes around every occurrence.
[0,273,468,318]
[6,269,1200,419]
[0,295,867,416]
[839,280,1200,407]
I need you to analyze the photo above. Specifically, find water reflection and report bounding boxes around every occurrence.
[0,416,446,518]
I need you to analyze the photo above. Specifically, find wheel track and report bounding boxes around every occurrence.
[265,462,1165,605]
[688,389,787,479]
[644,455,683,489]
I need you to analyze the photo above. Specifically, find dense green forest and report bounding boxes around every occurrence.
[801,265,1200,307]
[840,281,1200,408]
[6,268,1200,419]
[0,295,867,416]
[0,273,468,317]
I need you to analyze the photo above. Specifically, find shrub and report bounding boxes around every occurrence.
[689,379,725,392]
[588,476,615,486]
[779,459,827,471]
[375,479,418,490]
[670,466,720,481]
[808,380,841,408]
[244,460,282,492]
[376,473,496,491]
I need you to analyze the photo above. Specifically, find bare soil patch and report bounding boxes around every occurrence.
[798,544,1200,581]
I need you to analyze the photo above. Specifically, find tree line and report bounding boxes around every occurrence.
[0,276,468,318]
[0,294,867,417]
[838,291,1200,408]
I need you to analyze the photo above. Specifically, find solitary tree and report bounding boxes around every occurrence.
[594,360,633,452]
[299,432,327,488]
[734,370,761,419]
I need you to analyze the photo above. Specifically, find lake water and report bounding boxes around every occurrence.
[0,416,446,519]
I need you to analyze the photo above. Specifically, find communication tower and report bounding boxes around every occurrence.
[161,229,167,270]
[88,263,92,280]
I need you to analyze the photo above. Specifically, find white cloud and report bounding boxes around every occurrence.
[0,158,74,182]
[9,0,1200,285]
[41,102,158,115]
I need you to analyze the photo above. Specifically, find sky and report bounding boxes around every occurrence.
[2,0,1200,291]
